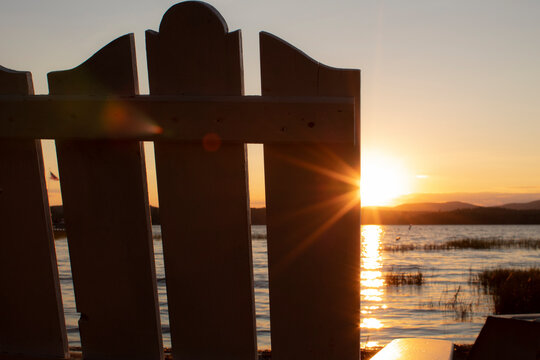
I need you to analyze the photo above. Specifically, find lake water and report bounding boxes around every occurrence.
[54,224,540,349]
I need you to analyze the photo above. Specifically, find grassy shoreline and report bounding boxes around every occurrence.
[385,271,424,286]
[476,267,540,314]
[385,237,540,252]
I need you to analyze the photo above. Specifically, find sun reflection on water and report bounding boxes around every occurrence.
[361,225,386,333]
[360,318,383,329]
[364,341,380,349]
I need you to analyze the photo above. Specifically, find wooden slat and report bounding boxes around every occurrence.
[261,32,361,360]
[0,66,68,358]
[371,339,454,360]
[468,316,540,360]
[0,95,354,143]
[48,34,163,360]
[146,3,257,360]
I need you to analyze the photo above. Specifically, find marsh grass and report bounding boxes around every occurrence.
[476,267,540,314]
[385,271,424,286]
[251,232,267,240]
[384,237,540,252]
[431,286,478,322]
[444,286,474,321]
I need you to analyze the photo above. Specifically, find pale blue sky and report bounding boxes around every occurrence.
[2,0,540,206]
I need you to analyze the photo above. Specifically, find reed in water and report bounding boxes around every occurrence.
[385,271,424,286]
[476,267,540,314]
[385,237,540,252]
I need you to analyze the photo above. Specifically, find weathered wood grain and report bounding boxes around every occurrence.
[261,32,361,360]
[0,94,354,143]
[0,66,68,358]
[146,2,257,359]
[48,34,163,360]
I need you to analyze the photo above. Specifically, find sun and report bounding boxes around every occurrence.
[360,152,411,207]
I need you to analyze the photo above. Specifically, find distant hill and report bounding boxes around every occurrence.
[49,199,540,226]
[393,201,479,212]
[361,199,540,225]
[250,208,266,225]
[499,200,540,210]
[361,207,540,225]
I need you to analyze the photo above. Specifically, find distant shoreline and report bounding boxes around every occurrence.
[361,207,540,225]
[49,199,540,227]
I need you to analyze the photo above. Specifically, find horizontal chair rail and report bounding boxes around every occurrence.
[0,95,355,143]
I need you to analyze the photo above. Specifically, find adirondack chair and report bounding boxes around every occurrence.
[0,2,360,360]
[370,314,540,360]
[370,339,454,360]
[466,315,540,360]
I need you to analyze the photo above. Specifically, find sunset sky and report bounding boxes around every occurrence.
[2,0,540,207]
